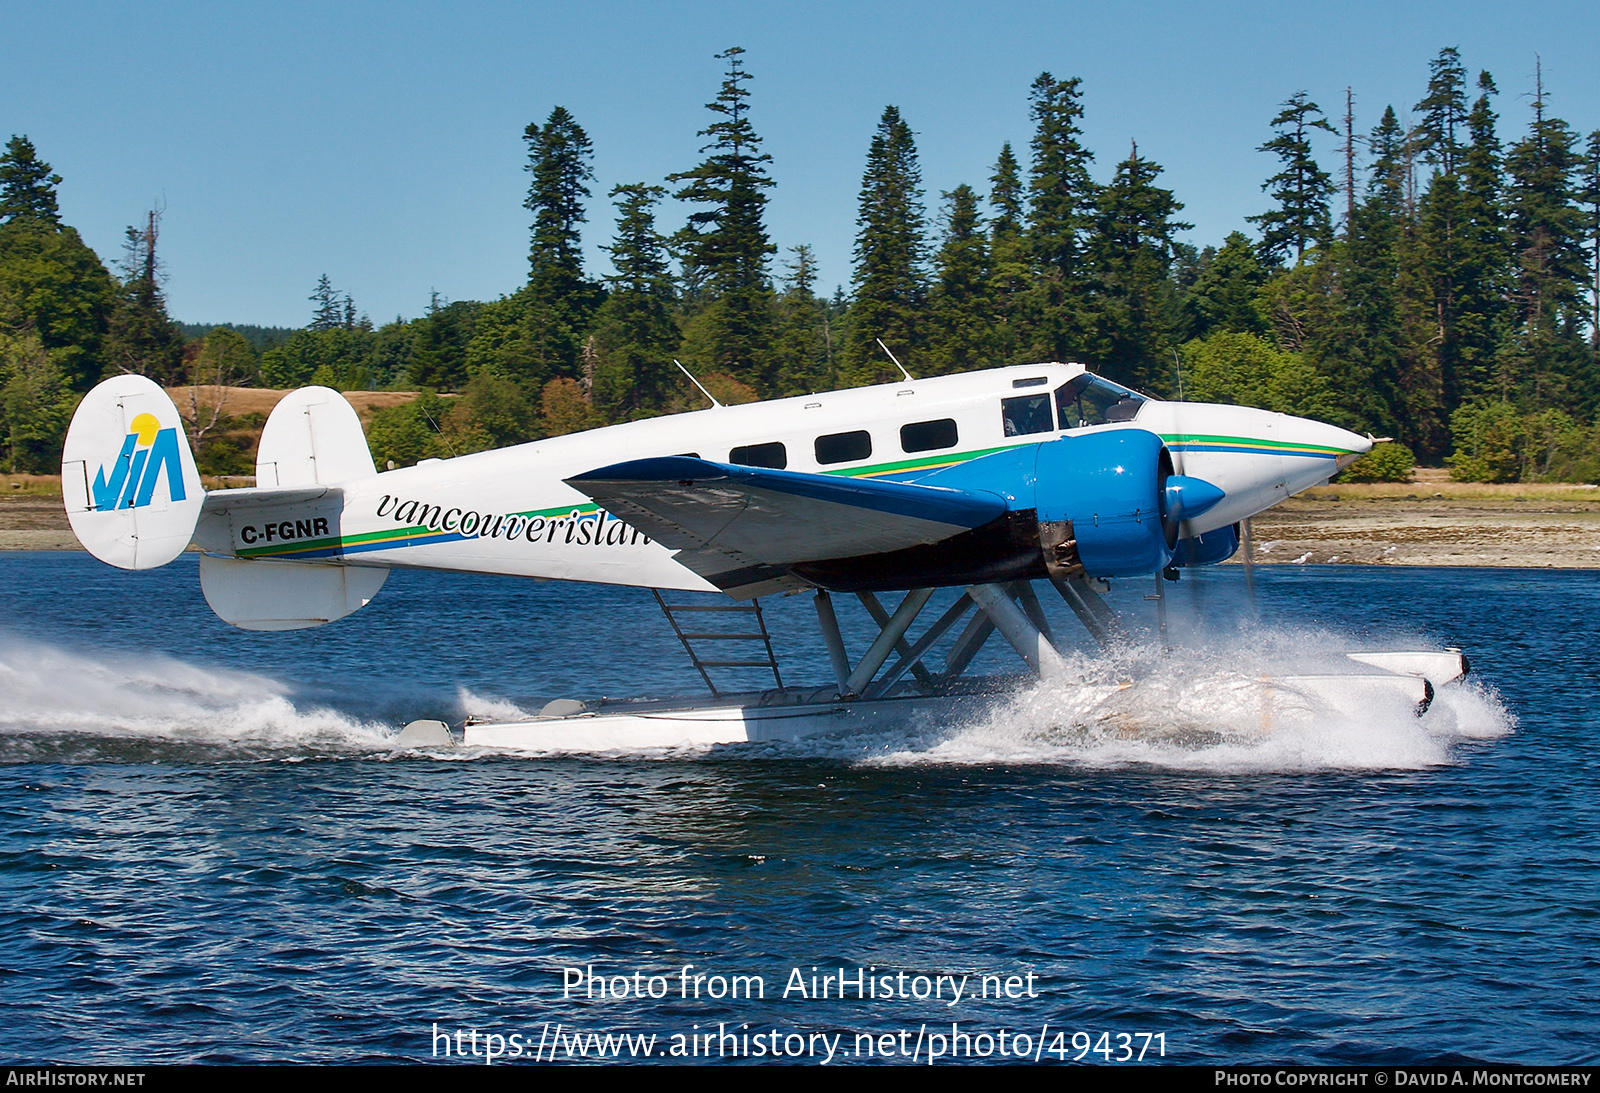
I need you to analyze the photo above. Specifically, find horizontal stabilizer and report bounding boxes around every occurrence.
[61,374,205,570]
[199,554,388,631]
[568,456,1007,596]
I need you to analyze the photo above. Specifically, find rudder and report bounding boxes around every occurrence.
[61,375,204,570]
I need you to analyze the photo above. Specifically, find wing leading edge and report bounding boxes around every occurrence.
[566,456,1008,598]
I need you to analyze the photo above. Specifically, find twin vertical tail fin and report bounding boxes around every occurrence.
[61,374,204,570]
[62,378,390,633]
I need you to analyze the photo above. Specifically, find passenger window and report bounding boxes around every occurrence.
[1001,394,1055,437]
[814,430,872,465]
[1012,376,1048,388]
[728,442,787,470]
[901,419,959,453]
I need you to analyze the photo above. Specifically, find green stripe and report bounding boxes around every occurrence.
[1159,432,1354,455]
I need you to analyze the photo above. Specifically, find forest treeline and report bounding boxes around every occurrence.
[2,46,1598,481]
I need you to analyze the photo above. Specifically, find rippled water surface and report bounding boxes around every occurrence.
[0,553,1595,1064]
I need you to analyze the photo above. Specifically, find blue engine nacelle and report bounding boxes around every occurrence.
[1032,430,1226,579]
[1034,429,1173,578]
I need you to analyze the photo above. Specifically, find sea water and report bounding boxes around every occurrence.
[0,552,1594,1064]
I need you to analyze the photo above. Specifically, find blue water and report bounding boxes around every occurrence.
[0,552,1595,1065]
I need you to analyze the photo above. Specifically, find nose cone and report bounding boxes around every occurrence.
[1278,415,1372,489]
[1164,475,1226,524]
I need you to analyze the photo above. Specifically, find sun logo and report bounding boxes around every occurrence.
[92,412,189,510]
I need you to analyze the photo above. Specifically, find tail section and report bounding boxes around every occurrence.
[64,378,391,632]
[61,374,204,570]
[196,385,388,630]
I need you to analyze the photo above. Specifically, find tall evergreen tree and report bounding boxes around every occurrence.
[591,183,679,417]
[1582,129,1600,347]
[987,143,1030,363]
[525,106,593,288]
[309,274,347,331]
[989,143,1023,239]
[519,106,603,388]
[669,47,776,384]
[1024,74,1097,361]
[847,106,926,383]
[1026,73,1096,277]
[1250,92,1338,265]
[1086,142,1191,390]
[1452,72,1512,403]
[1502,66,1588,407]
[1413,48,1468,175]
[926,184,992,375]
[0,136,61,225]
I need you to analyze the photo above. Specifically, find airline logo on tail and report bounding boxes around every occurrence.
[92,413,189,511]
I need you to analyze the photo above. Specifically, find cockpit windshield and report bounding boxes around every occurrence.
[1055,374,1147,428]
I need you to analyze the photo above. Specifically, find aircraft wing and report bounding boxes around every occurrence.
[567,456,1008,598]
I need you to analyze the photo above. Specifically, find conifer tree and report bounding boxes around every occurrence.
[770,245,832,395]
[1185,231,1268,338]
[526,106,593,290]
[1250,92,1338,265]
[847,106,926,383]
[1582,129,1600,347]
[1503,66,1588,406]
[0,136,61,225]
[1451,72,1512,403]
[591,183,679,417]
[989,143,1023,239]
[1087,142,1191,390]
[1413,48,1468,175]
[520,106,603,388]
[309,275,346,331]
[1026,74,1096,278]
[105,209,184,385]
[987,143,1030,363]
[926,184,991,374]
[669,47,775,384]
[1024,74,1097,361]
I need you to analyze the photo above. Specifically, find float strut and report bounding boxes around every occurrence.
[856,591,938,692]
[1240,516,1258,614]
[1011,580,1055,645]
[845,588,934,697]
[864,593,976,700]
[812,589,851,692]
[967,583,1067,678]
[939,609,996,686]
[1048,575,1121,649]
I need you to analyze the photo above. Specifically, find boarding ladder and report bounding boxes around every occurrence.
[651,591,785,697]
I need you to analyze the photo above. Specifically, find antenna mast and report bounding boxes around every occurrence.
[875,338,914,382]
[674,359,723,409]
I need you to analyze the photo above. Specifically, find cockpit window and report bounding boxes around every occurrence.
[1001,394,1055,437]
[1055,374,1147,428]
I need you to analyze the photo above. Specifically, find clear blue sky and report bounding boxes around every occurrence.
[6,1,1597,328]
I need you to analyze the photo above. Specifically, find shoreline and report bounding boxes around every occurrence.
[8,473,1598,569]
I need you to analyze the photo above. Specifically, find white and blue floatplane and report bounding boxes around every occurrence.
[60,361,1468,750]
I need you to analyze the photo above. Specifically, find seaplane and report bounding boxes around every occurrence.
[59,360,1469,751]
